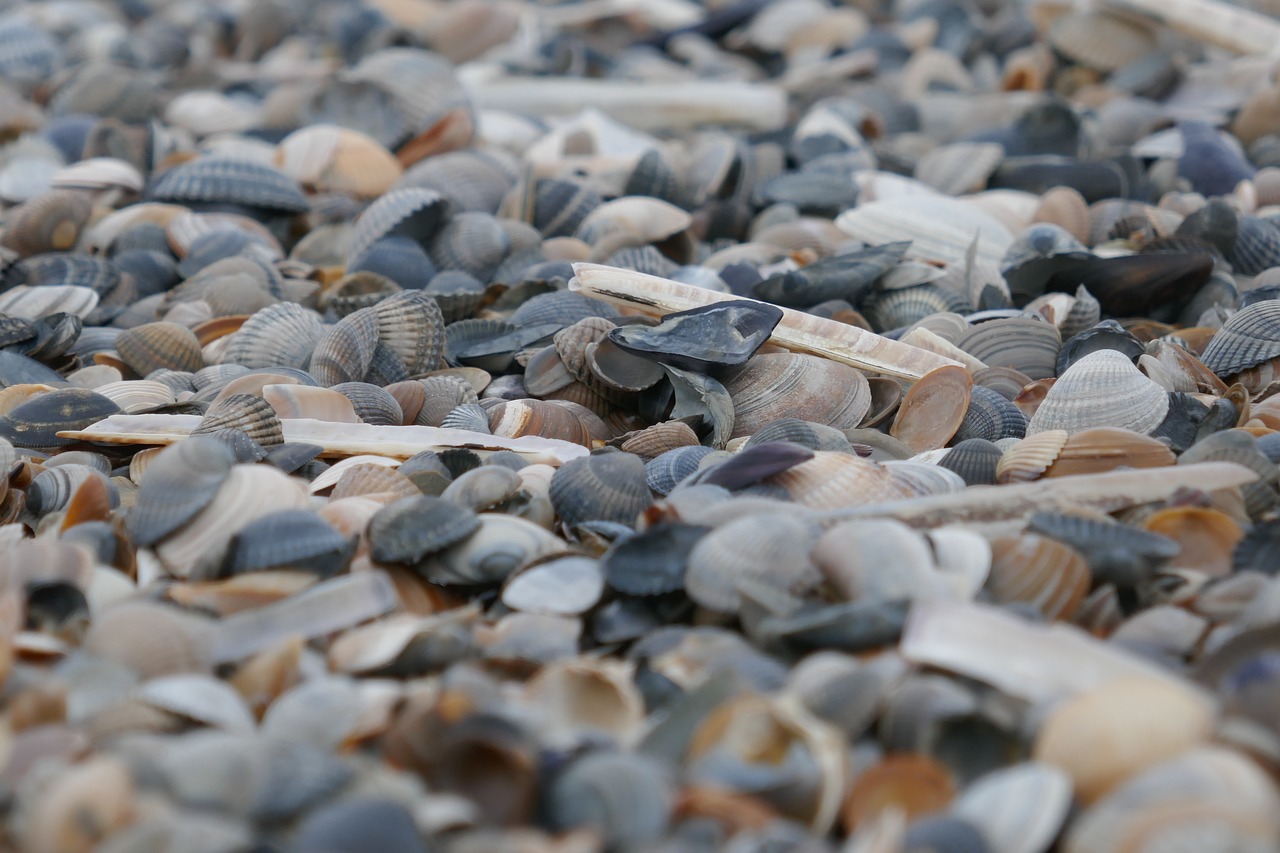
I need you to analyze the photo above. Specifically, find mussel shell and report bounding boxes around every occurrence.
[1047,252,1213,317]
[0,388,120,450]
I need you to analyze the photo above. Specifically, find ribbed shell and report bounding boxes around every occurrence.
[723,353,871,439]
[345,188,450,268]
[938,438,1003,485]
[953,385,1028,442]
[372,291,445,376]
[331,382,403,426]
[309,308,379,387]
[1026,350,1169,436]
[116,321,204,375]
[223,303,325,370]
[769,452,915,509]
[428,212,508,283]
[148,157,309,214]
[222,510,354,577]
[957,317,1061,381]
[1200,300,1280,376]
[645,445,718,495]
[395,150,515,214]
[127,437,236,546]
[985,534,1090,621]
[349,235,437,291]
[1227,216,1280,276]
[549,449,650,528]
[192,393,284,447]
[685,512,822,612]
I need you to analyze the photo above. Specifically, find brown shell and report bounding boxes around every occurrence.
[986,534,1091,621]
[1141,506,1242,577]
[330,463,420,501]
[1,189,92,258]
[769,452,915,509]
[275,124,403,199]
[1042,427,1176,478]
[115,321,205,375]
[889,365,972,452]
[488,399,610,448]
[995,431,1070,484]
[841,754,955,832]
[619,421,701,459]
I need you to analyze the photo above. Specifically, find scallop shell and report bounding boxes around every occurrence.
[1027,350,1169,436]
[222,302,325,371]
[549,448,650,528]
[192,393,284,447]
[309,307,379,387]
[148,157,309,214]
[345,187,450,268]
[115,321,204,375]
[953,385,1028,442]
[372,290,446,377]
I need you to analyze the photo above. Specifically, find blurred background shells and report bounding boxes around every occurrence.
[0,0,1274,849]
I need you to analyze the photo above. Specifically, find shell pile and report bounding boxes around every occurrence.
[1,0,1280,850]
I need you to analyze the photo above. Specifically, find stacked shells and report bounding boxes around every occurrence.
[0,0,1279,850]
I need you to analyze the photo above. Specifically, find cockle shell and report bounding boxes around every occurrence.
[1027,350,1169,436]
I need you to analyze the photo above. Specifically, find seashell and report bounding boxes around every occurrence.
[0,285,99,321]
[127,437,236,546]
[20,756,136,853]
[222,510,354,578]
[1,189,92,258]
[262,384,359,423]
[1064,747,1280,853]
[288,798,426,853]
[865,284,972,331]
[1033,186,1091,244]
[915,142,1004,196]
[275,124,402,200]
[985,534,1091,621]
[503,555,604,616]
[724,353,871,440]
[957,317,1061,381]
[890,365,973,453]
[323,271,400,318]
[0,388,120,451]
[223,303,325,371]
[994,431,1070,484]
[1042,427,1176,478]
[550,448,650,528]
[953,385,1028,443]
[330,463,419,502]
[27,465,116,517]
[686,511,822,612]
[368,495,480,567]
[1051,253,1213,318]
[84,600,213,678]
[397,149,516,214]
[546,751,673,848]
[645,445,719,495]
[754,243,909,309]
[841,753,956,832]
[771,451,915,509]
[1199,300,1280,377]
[1057,320,1145,377]
[192,394,283,447]
[115,321,204,375]
[489,398,609,447]
[939,438,1003,486]
[148,157,309,215]
[309,307,379,387]
[349,235,437,291]
[420,513,565,586]
[1000,224,1091,305]
[373,291,447,377]
[743,419,852,453]
[1142,506,1243,576]
[1033,677,1215,804]
[1047,10,1158,72]
[951,762,1072,853]
[609,302,782,374]
[156,464,310,579]
[330,382,403,426]
[1027,350,1169,436]
[345,187,450,269]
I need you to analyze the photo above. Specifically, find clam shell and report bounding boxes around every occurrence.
[274,124,402,200]
[148,157,309,214]
[994,431,1070,484]
[420,513,564,586]
[646,445,719,495]
[986,534,1091,621]
[549,448,650,528]
[1200,300,1280,377]
[309,307,379,387]
[724,353,871,439]
[372,290,446,377]
[1,189,92,258]
[330,382,403,426]
[1027,350,1169,436]
[939,438,1003,486]
[222,509,354,578]
[369,495,480,565]
[686,512,822,612]
[1042,427,1175,478]
[957,317,1061,381]
[952,762,1072,853]
[156,464,310,579]
[770,451,915,509]
[1047,10,1158,72]
[953,385,1028,443]
[890,365,972,453]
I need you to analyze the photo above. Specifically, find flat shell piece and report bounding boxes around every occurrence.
[890,365,973,452]
[821,461,1258,528]
[902,599,1213,706]
[60,414,589,465]
[570,263,960,382]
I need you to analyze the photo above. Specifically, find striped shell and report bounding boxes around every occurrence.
[222,303,325,371]
[345,187,450,268]
[1027,350,1169,436]
[1200,300,1280,377]
[148,157,309,214]
[985,534,1091,620]
[274,124,402,200]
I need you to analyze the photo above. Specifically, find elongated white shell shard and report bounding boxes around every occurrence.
[817,461,1259,526]
[58,414,590,465]
[463,76,789,133]
[902,598,1214,706]
[569,263,961,381]
[1098,0,1280,55]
